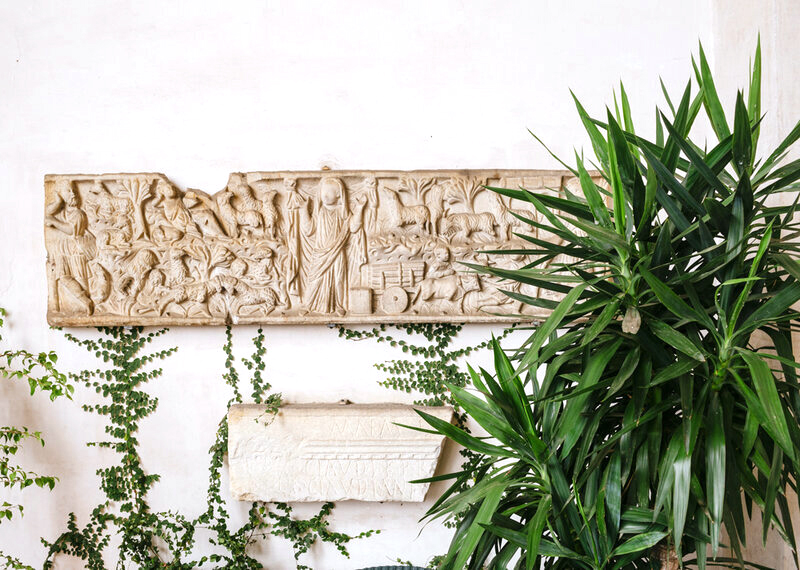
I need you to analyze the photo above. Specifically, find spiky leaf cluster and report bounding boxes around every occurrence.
[419,39,800,569]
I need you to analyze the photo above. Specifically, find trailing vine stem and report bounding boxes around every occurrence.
[41,326,376,569]
[0,306,71,570]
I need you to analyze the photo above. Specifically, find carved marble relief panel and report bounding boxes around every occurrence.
[44,170,595,326]
[227,403,453,502]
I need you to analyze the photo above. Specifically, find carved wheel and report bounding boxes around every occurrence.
[381,286,409,314]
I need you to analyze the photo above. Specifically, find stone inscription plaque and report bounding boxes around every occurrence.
[227,403,453,502]
[44,170,587,326]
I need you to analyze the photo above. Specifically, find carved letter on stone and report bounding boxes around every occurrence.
[45,170,601,325]
[227,403,453,502]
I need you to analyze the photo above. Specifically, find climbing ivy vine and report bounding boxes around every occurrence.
[42,326,375,569]
[0,306,71,570]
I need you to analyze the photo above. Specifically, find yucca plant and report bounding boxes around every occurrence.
[413,39,800,569]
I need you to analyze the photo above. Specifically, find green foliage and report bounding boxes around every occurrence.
[419,39,800,568]
[0,306,70,569]
[42,326,375,569]
[196,326,375,569]
[42,326,192,568]
[338,322,514,566]
[338,323,513,411]
[269,502,377,570]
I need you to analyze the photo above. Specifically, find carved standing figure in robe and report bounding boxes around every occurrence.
[45,179,97,315]
[284,178,303,304]
[300,177,366,315]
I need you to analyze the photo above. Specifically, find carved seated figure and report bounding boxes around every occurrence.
[133,269,168,316]
[86,180,133,249]
[412,245,462,314]
[150,179,202,244]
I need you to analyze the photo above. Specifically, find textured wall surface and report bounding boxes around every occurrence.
[4,1,795,568]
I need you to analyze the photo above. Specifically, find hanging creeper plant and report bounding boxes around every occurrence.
[42,326,375,569]
[1,306,71,570]
[198,327,376,569]
[42,326,194,568]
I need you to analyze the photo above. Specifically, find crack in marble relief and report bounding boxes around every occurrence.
[44,170,594,325]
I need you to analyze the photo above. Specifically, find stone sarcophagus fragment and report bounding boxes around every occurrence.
[227,403,453,502]
[44,170,588,326]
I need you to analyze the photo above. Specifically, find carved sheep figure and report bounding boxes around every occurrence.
[441,212,496,239]
[383,188,430,233]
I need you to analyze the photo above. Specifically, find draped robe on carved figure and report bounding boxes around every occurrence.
[46,179,97,314]
[300,177,366,315]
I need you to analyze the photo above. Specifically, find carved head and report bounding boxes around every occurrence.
[55,179,80,208]
[168,248,185,262]
[156,179,179,200]
[284,177,297,192]
[253,244,274,261]
[319,177,346,209]
[364,177,377,192]
[136,249,159,270]
[433,245,450,263]
[229,173,254,199]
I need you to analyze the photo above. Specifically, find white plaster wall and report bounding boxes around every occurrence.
[2,0,789,568]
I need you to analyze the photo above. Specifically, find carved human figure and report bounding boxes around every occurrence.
[46,179,97,314]
[363,176,379,233]
[251,243,289,310]
[86,180,133,248]
[463,252,527,314]
[133,269,167,316]
[284,178,303,301]
[300,177,366,315]
[183,189,226,237]
[151,179,201,242]
[413,245,462,313]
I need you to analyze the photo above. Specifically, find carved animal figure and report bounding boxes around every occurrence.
[383,188,430,233]
[261,190,280,239]
[167,249,190,287]
[441,212,496,239]
[117,249,159,297]
[426,187,445,235]
[216,189,263,238]
[488,194,535,240]
[216,275,280,317]
[416,274,460,304]
[161,280,214,318]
